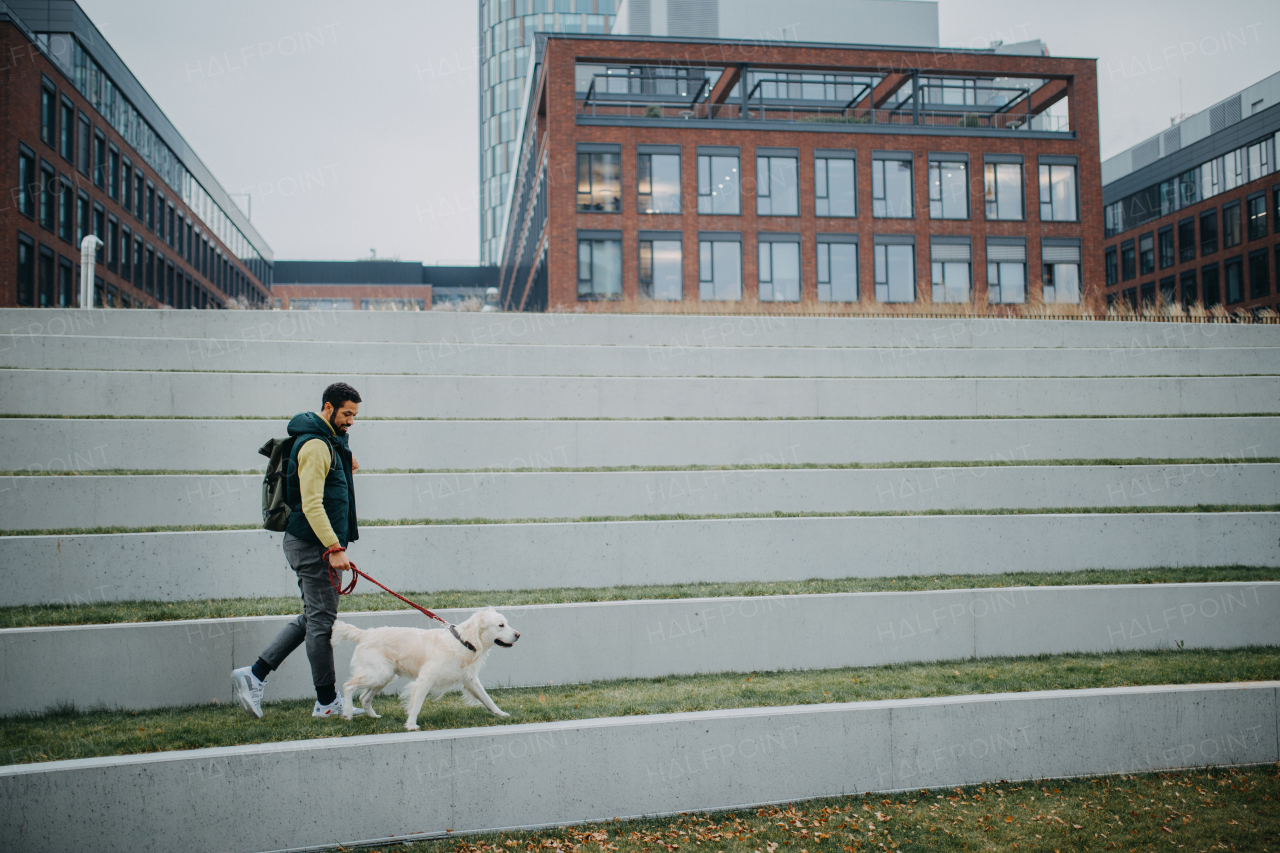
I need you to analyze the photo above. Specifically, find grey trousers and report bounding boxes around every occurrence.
[260,533,340,692]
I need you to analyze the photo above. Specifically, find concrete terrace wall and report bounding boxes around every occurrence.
[1,683,1275,853]
[2,464,1275,531]
[5,370,1277,418]
[3,308,1277,348]
[2,513,1276,607]
[2,417,1277,473]
[5,334,1280,377]
[1,584,1274,715]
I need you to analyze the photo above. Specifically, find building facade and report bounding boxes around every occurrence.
[611,0,938,46]
[2,1,273,310]
[498,34,1095,312]
[1100,73,1280,315]
[272,261,499,309]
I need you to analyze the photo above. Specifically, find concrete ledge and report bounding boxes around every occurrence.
[1,512,1275,606]
[5,370,1277,418]
[5,334,1278,377]
[3,464,1276,531]
[2,307,1277,348]
[1,682,1275,853]
[1,584,1274,716]
[3,417,1277,473]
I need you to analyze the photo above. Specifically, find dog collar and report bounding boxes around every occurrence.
[448,623,477,652]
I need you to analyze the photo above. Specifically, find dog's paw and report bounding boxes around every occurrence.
[341,714,353,721]
[493,709,511,718]
[405,723,421,732]
[366,710,381,719]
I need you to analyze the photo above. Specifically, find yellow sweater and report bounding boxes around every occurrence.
[297,413,340,548]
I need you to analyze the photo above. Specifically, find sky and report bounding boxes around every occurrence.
[79,0,1278,265]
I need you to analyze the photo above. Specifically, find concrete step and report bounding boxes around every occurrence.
[5,306,1277,348]
[3,464,1274,531]
[2,682,1274,853]
[6,333,1279,377]
[4,416,1275,473]
[3,512,1274,606]
[5,370,1276,418]
[2,583,1273,716]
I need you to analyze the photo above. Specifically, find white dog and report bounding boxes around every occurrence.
[330,607,520,730]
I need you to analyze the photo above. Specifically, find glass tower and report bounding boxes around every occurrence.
[479,0,616,264]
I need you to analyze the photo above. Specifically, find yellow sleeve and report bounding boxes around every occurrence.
[297,438,339,548]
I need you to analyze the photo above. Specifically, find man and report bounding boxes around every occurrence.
[232,382,363,719]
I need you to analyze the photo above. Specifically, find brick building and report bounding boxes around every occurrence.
[1101,72,1280,315]
[2,1,273,310]
[272,261,499,310]
[498,33,1097,312]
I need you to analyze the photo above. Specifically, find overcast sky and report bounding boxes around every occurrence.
[79,0,1278,265]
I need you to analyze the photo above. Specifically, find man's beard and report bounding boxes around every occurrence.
[327,413,349,435]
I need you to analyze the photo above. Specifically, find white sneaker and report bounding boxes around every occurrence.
[231,666,266,719]
[313,696,364,718]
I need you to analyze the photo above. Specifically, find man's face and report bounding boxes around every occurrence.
[322,400,359,434]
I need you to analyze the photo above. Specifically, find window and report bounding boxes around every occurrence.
[1200,209,1217,255]
[1180,270,1197,306]
[1157,227,1174,269]
[1104,200,1123,237]
[76,114,90,176]
[576,233,621,299]
[108,146,119,200]
[107,217,119,271]
[146,183,155,231]
[816,238,858,302]
[757,238,800,302]
[698,236,742,300]
[57,256,74,307]
[39,161,55,231]
[815,152,856,217]
[697,152,740,215]
[58,177,73,242]
[176,213,185,256]
[1249,249,1270,299]
[576,149,620,212]
[59,98,74,161]
[1138,233,1154,275]
[92,131,106,189]
[1105,248,1117,286]
[984,160,1023,220]
[41,79,56,146]
[874,240,915,302]
[928,159,968,219]
[156,192,166,242]
[1247,194,1267,240]
[1042,241,1081,304]
[637,150,680,214]
[16,234,35,305]
[76,192,89,245]
[185,222,194,262]
[1224,256,1243,304]
[1140,282,1155,307]
[144,245,155,296]
[133,237,143,287]
[1275,187,1280,234]
[1159,276,1176,305]
[986,240,1027,304]
[872,155,913,218]
[1222,202,1241,248]
[1038,162,1077,221]
[121,160,132,211]
[931,240,971,303]
[1120,240,1136,280]
[756,153,799,216]
[18,147,36,218]
[166,261,176,306]
[1178,217,1195,263]
[120,225,132,281]
[37,245,55,307]
[134,172,145,220]
[638,236,682,300]
[1202,264,1221,307]
[92,204,104,262]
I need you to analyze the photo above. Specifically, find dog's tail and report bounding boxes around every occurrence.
[329,620,366,647]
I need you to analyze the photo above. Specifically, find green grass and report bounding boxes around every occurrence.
[4,565,1276,629]
[394,766,1280,853]
[3,648,1278,766]
[2,412,1277,421]
[4,503,1278,538]
[3,456,1275,477]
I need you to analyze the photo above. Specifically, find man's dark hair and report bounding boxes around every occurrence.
[322,382,362,411]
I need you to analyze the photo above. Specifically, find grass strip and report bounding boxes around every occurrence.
[2,456,1276,477]
[2,648,1277,766]
[392,766,1280,853]
[3,565,1276,629]
[2,412,1277,421]
[4,503,1278,538]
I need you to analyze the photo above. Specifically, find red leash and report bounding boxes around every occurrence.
[322,547,446,625]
